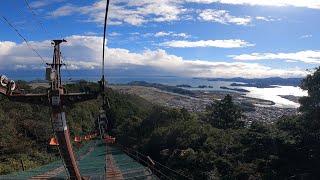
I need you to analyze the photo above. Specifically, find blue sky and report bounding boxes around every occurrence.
[0,0,320,79]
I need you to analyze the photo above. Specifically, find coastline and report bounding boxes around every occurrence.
[109,84,298,123]
[27,79,303,109]
[25,80,300,123]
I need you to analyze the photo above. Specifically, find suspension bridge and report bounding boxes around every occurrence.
[0,139,160,179]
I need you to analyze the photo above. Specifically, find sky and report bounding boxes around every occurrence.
[0,0,320,79]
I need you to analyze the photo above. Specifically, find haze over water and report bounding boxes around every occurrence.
[241,86,307,108]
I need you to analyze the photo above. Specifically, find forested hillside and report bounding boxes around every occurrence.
[1,67,320,179]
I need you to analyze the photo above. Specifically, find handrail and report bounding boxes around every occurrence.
[147,156,155,166]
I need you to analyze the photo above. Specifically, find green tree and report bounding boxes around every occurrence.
[206,95,244,129]
[299,67,320,125]
[296,67,320,178]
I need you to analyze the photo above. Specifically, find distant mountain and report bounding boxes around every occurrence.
[194,77,303,87]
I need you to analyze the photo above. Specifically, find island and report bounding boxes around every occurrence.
[220,86,250,93]
[176,84,192,88]
[127,81,196,96]
[198,85,213,88]
[230,83,273,88]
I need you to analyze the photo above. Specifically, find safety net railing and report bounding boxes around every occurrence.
[116,143,193,180]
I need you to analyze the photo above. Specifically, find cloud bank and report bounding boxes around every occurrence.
[186,0,320,9]
[230,50,320,64]
[161,39,255,48]
[0,35,308,78]
[48,0,187,26]
[198,9,252,25]
[46,0,308,27]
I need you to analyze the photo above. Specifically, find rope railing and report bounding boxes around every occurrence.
[115,144,159,176]
[115,143,193,180]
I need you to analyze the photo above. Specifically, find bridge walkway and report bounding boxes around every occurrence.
[0,140,158,180]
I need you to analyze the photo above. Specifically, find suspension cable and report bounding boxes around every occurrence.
[1,15,47,65]
[9,0,44,40]
[60,53,73,81]
[102,0,110,94]
[24,0,52,40]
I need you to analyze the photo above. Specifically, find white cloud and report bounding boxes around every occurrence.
[49,5,76,17]
[29,1,51,8]
[130,32,140,35]
[0,41,16,56]
[199,9,252,25]
[109,32,121,36]
[84,31,100,36]
[185,0,320,9]
[14,65,27,70]
[48,0,187,26]
[230,50,320,64]
[154,32,172,37]
[150,31,191,38]
[0,36,308,78]
[256,16,281,22]
[256,16,268,21]
[160,39,255,48]
[47,1,290,27]
[30,0,65,8]
[198,10,281,25]
[300,34,313,39]
[173,33,191,38]
[286,60,299,63]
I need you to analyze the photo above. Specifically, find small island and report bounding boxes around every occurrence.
[220,86,250,93]
[176,84,192,88]
[198,85,213,88]
[230,83,273,88]
[127,81,196,96]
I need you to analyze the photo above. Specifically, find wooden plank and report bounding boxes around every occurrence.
[105,146,124,180]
